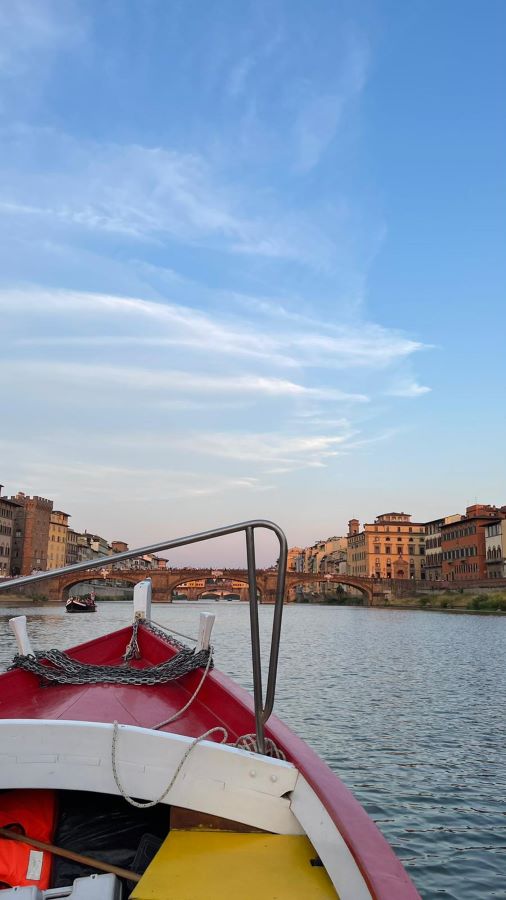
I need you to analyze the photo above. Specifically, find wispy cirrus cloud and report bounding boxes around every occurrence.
[1,285,429,494]
[187,431,356,467]
[4,358,367,403]
[70,427,360,473]
[387,382,431,398]
[0,443,270,502]
[2,287,427,372]
[293,33,369,172]
[0,126,334,268]
[0,1,86,75]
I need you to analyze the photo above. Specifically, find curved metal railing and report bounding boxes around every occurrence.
[0,519,288,754]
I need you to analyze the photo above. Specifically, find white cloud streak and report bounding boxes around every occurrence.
[0,128,332,267]
[4,359,367,402]
[387,382,431,398]
[2,287,427,371]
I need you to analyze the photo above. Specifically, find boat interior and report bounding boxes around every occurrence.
[0,785,339,898]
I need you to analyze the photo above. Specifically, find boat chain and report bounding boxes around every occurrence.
[9,618,212,686]
[9,616,285,807]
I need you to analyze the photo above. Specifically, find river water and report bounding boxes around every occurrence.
[0,601,505,899]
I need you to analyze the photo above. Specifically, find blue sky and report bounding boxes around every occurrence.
[1,0,505,564]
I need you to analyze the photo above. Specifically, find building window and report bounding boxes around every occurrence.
[385,546,391,554]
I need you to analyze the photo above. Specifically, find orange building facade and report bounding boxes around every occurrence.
[47,510,70,570]
[347,512,426,580]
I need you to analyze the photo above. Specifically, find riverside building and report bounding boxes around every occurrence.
[441,504,506,580]
[347,512,426,580]
[10,493,53,575]
[47,510,70,570]
[485,519,506,579]
[424,514,463,580]
[0,487,16,576]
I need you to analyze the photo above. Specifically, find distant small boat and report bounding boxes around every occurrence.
[65,594,96,613]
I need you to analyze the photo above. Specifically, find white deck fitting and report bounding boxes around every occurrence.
[196,612,215,651]
[0,719,302,835]
[9,616,34,656]
[133,579,152,621]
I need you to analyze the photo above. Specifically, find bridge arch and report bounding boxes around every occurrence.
[49,569,151,602]
[284,573,374,605]
[60,573,140,601]
[170,575,255,602]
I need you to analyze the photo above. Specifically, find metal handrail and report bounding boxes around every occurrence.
[0,519,288,754]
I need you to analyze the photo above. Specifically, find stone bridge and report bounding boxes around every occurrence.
[45,568,387,605]
[47,567,504,606]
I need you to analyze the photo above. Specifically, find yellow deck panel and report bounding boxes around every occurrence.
[131,830,339,899]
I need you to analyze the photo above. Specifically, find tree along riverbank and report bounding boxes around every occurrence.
[316,588,506,614]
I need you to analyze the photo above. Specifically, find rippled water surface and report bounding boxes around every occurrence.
[1,601,505,899]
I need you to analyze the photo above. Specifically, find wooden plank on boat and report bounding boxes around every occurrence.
[0,826,141,883]
[130,832,338,899]
[170,806,267,833]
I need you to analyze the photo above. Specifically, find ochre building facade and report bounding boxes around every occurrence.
[347,512,426,580]
[47,510,70,570]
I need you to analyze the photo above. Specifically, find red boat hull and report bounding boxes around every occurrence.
[0,622,419,899]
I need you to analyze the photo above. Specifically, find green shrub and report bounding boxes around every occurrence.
[468,594,506,612]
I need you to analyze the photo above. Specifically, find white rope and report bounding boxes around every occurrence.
[111,722,228,809]
[151,644,214,730]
